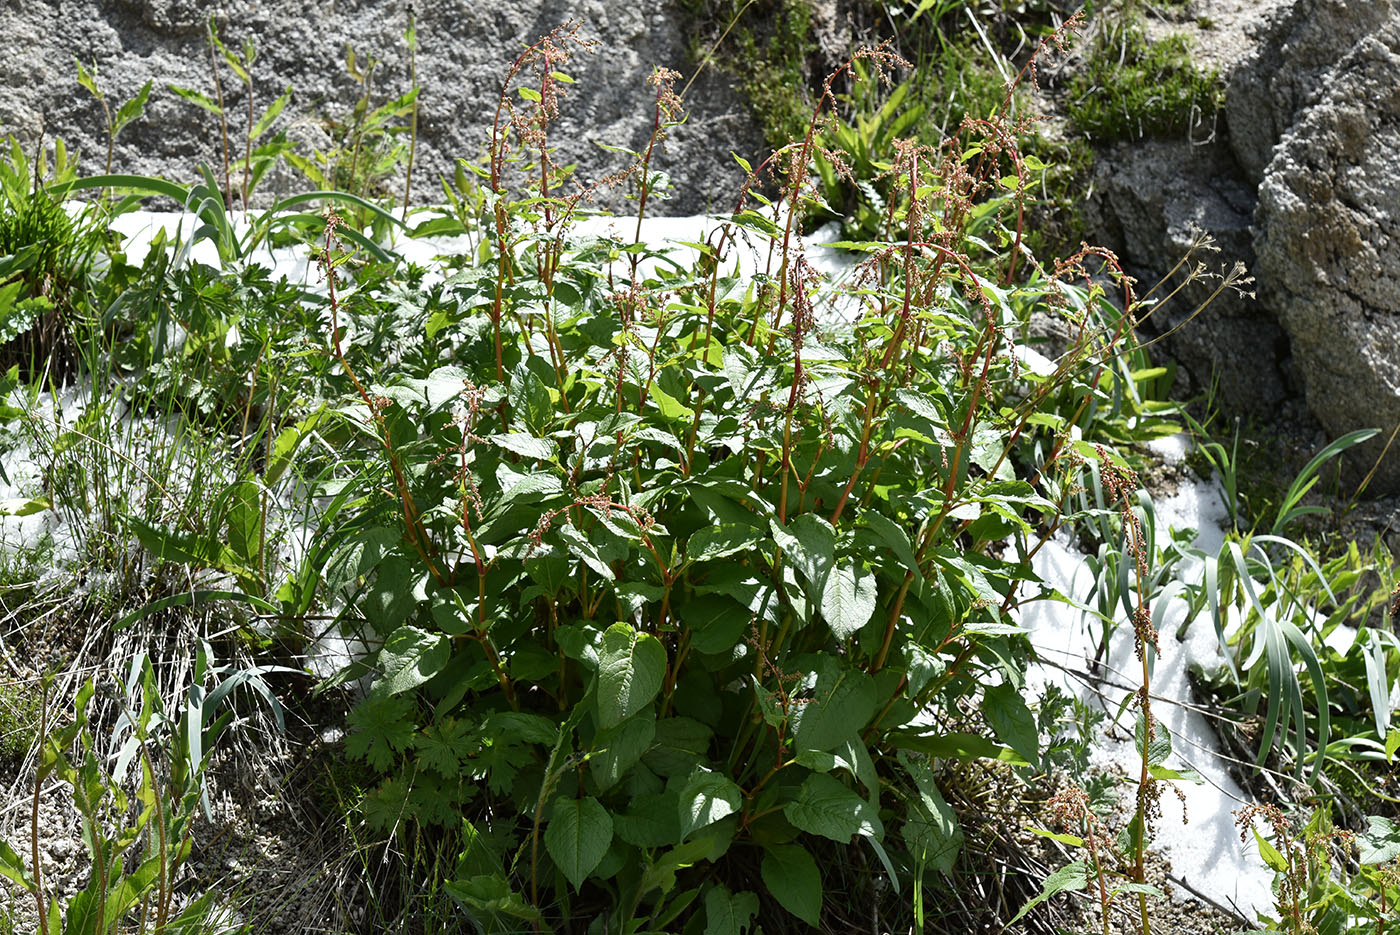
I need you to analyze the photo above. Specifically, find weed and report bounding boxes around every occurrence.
[1066,4,1223,142]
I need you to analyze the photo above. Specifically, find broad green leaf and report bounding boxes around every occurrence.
[1252,828,1289,873]
[792,660,876,753]
[687,524,764,563]
[761,845,821,926]
[545,796,613,890]
[0,497,48,517]
[887,732,1029,767]
[1135,714,1171,768]
[489,432,556,460]
[556,523,614,581]
[771,514,836,593]
[783,772,881,843]
[644,717,713,777]
[590,714,655,791]
[678,767,742,839]
[481,712,558,745]
[445,874,541,923]
[704,884,758,935]
[904,644,945,697]
[899,750,963,873]
[862,511,921,577]
[648,382,694,424]
[981,683,1040,769]
[676,595,749,655]
[509,364,553,434]
[1360,816,1400,865]
[616,789,683,848]
[1008,861,1090,925]
[597,623,667,728]
[373,626,450,698]
[821,561,878,639]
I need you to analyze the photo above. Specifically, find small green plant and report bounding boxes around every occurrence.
[0,678,41,763]
[0,137,97,380]
[284,43,419,216]
[1065,4,1223,142]
[1237,804,1400,935]
[0,646,277,935]
[74,60,152,177]
[684,0,816,149]
[1180,428,1383,782]
[168,19,293,210]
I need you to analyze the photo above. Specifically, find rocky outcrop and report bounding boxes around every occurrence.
[1082,0,1400,492]
[1083,138,1287,417]
[0,0,765,214]
[1226,0,1396,184]
[1254,20,1400,492]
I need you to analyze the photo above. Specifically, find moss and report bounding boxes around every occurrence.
[682,0,816,150]
[1066,6,1223,142]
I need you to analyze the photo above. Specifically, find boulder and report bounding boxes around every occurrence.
[1254,20,1400,491]
[1083,138,1288,417]
[1226,0,1396,185]
[0,0,765,214]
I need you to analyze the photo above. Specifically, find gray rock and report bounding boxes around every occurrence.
[1255,20,1400,492]
[1226,0,1395,185]
[1083,138,1288,417]
[0,0,765,215]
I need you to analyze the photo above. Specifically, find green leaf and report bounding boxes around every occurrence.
[545,797,613,890]
[113,80,153,135]
[590,714,655,792]
[676,595,749,655]
[597,622,667,729]
[686,524,764,564]
[761,845,821,926]
[771,514,836,593]
[75,58,100,98]
[648,382,694,424]
[0,497,48,518]
[250,83,292,140]
[821,561,878,640]
[346,694,416,771]
[1135,714,1171,768]
[518,86,543,103]
[616,789,683,847]
[1253,827,1290,873]
[489,432,556,460]
[0,839,34,893]
[1359,816,1400,865]
[678,767,742,839]
[783,772,881,843]
[704,884,758,935]
[509,364,553,434]
[1008,861,1091,925]
[862,512,921,577]
[982,683,1040,769]
[481,712,558,745]
[373,626,450,698]
[792,659,876,753]
[445,874,541,924]
[168,83,223,114]
[644,717,713,777]
[899,751,963,873]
